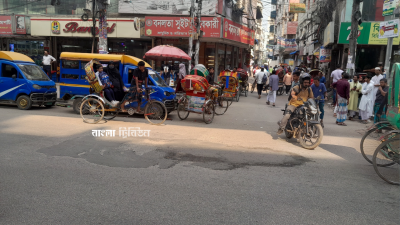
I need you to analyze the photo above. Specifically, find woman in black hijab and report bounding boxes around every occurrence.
[105,61,125,101]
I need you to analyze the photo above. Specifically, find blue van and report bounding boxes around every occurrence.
[0,51,57,110]
[57,52,176,114]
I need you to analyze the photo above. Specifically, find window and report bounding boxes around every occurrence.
[61,74,79,79]
[62,60,79,69]
[17,64,50,81]
[1,64,18,78]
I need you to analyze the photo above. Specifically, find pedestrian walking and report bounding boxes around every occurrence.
[359,75,375,124]
[283,69,292,95]
[348,74,363,120]
[374,78,389,126]
[318,71,326,84]
[175,63,186,92]
[267,71,279,106]
[255,68,267,99]
[330,65,343,105]
[311,78,327,127]
[42,50,56,78]
[333,73,350,126]
[371,67,384,107]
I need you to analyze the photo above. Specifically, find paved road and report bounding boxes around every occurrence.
[0,91,399,225]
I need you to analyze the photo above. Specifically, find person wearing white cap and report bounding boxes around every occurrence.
[371,67,383,109]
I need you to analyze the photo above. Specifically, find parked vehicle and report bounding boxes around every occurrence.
[281,98,323,149]
[0,51,57,110]
[56,52,176,114]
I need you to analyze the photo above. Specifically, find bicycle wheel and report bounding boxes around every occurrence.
[372,138,400,185]
[80,98,104,124]
[203,101,215,124]
[214,97,229,115]
[177,99,190,120]
[144,100,167,125]
[360,123,396,164]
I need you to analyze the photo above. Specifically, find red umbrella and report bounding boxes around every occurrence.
[144,45,191,61]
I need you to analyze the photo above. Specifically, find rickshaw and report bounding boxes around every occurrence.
[177,75,229,124]
[237,68,249,97]
[359,63,400,185]
[79,59,168,125]
[219,70,240,104]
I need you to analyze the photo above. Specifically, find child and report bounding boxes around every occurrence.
[96,65,119,106]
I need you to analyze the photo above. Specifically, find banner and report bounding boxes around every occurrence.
[0,16,12,35]
[289,3,306,13]
[15,15,26,34]
[223,18,255,45]
[320,46,332,63]
[383,0,398,16]
[118,0,218,16]
[379,19,399,38]
[338,22,400,45]
[98,13,108,54]
[145,16,221,38]
[276,36,297,50]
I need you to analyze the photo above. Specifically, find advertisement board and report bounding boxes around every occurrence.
[144,17,221,37]
[31,17,141,38]
[223,18,255,45]
[320,46,332,63]
[338,22,400,45]
[15,15,26,34]
[0,16,12,35]
[286,21,298,35]
[289,3,306,13]
[383,0,399,16]
[378,19,399,38]
[118,0,218,16]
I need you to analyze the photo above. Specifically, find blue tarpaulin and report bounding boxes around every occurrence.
[290,50,299,55]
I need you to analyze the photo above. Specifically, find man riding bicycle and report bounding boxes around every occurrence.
[277,73,314,135]
[120,61,148,113]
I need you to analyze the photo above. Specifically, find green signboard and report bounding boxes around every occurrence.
[338,22,400,45]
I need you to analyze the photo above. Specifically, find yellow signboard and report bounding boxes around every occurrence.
[369,22,400,44]
[289,59,294,66]
[289,3,306,13]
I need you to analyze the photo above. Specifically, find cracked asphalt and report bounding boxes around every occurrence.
[0,93,399,225]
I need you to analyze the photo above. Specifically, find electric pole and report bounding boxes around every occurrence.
[349,0,360,76]
[194,0,202,65]
[188,0,195,73]
[91,0,96,53]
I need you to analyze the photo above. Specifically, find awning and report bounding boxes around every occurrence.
[255,39,259,45]
[312,40,319,44]
[290,50,299,55]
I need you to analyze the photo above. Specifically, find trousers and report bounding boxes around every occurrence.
[280,105,296,129]
[267,90,276,103]
[43,65,51,77]
[257,83,263,95]
[318,102,325,120]
[285,85,291,94]
[103,87,116,101]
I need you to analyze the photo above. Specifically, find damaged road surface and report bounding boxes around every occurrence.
[38,135,311,170]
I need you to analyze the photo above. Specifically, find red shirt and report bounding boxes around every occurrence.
[333,79,350,99]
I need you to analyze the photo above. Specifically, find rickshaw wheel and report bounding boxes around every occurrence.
[203,101,215,124]
[80,98,105,124]
[236,90,240,102]
[214,96,229,115]
[144,100,168,125]
[245,84,248,97]
[177,99,190,120]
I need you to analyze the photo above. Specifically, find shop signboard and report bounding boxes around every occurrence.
[118,0,218,16]
[0,16,12,35]
[338,22,400,45]
[289,3,306,13]
[379,19,399,38]
[383,0,399,16]
[320,46,332,63]
[31,17,141,38]
[15,15,26,34]
[223,18,255,45]
[323,21,334,46]
[144,16,221,38]
[286,21,298,35]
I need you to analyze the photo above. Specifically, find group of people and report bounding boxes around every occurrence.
[331,66,387,126]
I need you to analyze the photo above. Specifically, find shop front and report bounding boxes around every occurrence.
[144,16,254,74]
[30,17,145,60]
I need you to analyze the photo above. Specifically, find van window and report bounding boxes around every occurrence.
[1,64,18,78]
[62,60,80,69]
[17,64,50,81]
[61,74,79,79]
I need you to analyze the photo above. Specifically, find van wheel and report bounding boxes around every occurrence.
[17,95,32,110]
[73,98,82,114]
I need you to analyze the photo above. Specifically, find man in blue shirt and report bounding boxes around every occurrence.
[318,71,326,84]
[311,78,327,128]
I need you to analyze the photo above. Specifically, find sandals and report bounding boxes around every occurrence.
[266,101,270,105]
[337,123,347,126]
